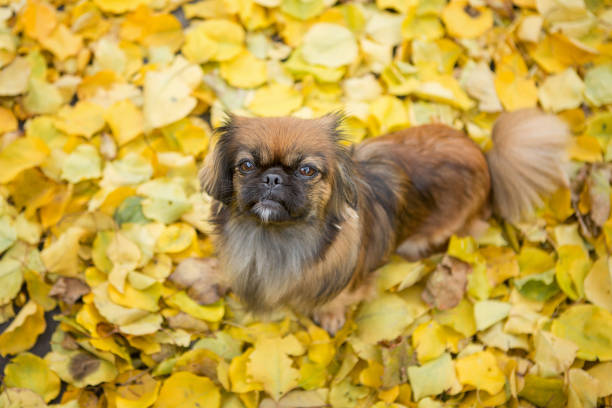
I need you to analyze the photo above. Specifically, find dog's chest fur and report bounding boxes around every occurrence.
[215,208,360,311]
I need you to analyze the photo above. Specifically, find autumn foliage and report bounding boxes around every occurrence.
[1,0,612,407]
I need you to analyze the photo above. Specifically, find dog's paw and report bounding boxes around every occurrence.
[169,257,228,305]
[313,308,346,336]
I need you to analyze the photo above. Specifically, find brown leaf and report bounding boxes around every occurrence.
[166,311,209,333]
[381,337,415,388]
[421,255,470,310]
[49,277,91,305]
[69,353,100,381]
[169,257,228,305]
[588,164,611,228]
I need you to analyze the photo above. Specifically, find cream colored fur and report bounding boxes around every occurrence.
[486,108,570,222]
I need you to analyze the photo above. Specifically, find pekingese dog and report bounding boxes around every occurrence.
[190,109,568,333]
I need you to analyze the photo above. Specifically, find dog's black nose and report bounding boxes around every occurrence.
[262,173,283,186]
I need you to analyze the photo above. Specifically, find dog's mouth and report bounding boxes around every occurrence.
[251,199,290,223]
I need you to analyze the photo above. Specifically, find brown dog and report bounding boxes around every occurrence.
[188,109,568,333]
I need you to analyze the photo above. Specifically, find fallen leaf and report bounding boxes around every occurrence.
[584,63,612,107]
[143,57,203,130]
[0,388,47,408]
[301,23,358,68]
[248,335,306,401]
[422,255,469,311]
[407,353,460,401]
[0,301,45,356]
[0,136,50,184]
[247,82,303,117]
[552,304,612,361]
[584,256,612,313]
[3,353,61,403]
[518,375,567,408]
[538,68,585,112]
[0,57,31,96]
[455,350,506,395]
[49,277,91,305]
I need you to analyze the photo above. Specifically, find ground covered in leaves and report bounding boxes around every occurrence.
[0,0,612,407]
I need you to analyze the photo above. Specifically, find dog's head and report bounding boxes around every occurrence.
[200,114,357,224]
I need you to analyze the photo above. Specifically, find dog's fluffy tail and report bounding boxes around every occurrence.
[486,108,570,222]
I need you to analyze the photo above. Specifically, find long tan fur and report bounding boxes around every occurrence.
[486,108,570,222]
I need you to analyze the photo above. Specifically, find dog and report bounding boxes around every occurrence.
[186,109,568,333]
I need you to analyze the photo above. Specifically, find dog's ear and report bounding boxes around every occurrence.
[320,113,358,212]
[199,115,237,205]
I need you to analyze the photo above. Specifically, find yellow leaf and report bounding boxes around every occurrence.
[20,1,57,40]
[555,245,591,300]
[247,82,303,117]
[567,368,599,408]
[229,348,264,393]
[402,15,444,41]
[40,24,82,60]
[441,0,493,39]
[0,301,45,356]
[137,178,193,223]
[459,61,502,112]
[307,325,335,366]
[584,63,612,107]
[4,353,61,403]
[182,19,245,63]
[0,57,31,96]
[584,256,612,313]
[220,50,268,88]
[0,107,16,133]
[55,101,104,139]
[107,232,141,293]
[552,304,612,361]
[61,144,102,183]
[359,361,384,388]
[494,53,538,111]
[0,259,23,305]
[0,136,50,184]
[377,0,414,13]
[527,33,596,74]
[105,100,144,146]
[247,335,306,401]
[474,300,511,331]
[301,23,358,68]
[156,223,197,253]
[281,0,326,20]
[41,227,86,278]
[166,291,225,322]
[143,56,203,130]
[368,95,409,135]
[407,353,460,401]
[415,71,475,111]
[455,350,506,395]
[538,68,585,112]
[24,77,64,115]
[94,0,152,13]
[412,320,448,364]
[587,362,612,397]
[108,281,162,312]
[0,388,47,408]
[568,135,603,162]
[114,370,160,408]
[434,298,477,337]
[355,293,421,344]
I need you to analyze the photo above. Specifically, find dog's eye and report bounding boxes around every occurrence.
[238,160,256,173]
[298,166,317,178]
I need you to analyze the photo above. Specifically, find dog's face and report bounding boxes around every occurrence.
[200,114,357,224]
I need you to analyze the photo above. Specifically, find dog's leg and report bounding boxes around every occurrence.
[169,257,229,305]
[312,274,377,335]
